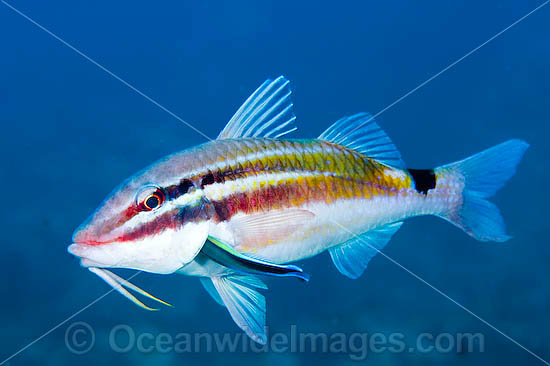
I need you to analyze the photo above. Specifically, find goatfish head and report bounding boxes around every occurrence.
[68,152,215,308]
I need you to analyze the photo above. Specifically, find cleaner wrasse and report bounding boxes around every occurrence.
[68,76,528,343]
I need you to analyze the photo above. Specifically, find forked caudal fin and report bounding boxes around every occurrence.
[436,139,529,242]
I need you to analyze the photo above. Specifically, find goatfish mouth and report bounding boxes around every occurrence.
[88,267,172,311]
[70,237,309,312]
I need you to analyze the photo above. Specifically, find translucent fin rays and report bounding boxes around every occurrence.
[88,267,172,311]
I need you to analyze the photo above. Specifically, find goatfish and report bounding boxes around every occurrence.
[68,76,528,344]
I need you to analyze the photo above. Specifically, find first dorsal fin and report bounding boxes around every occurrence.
[319,113,406,169]
[218,76,297,139]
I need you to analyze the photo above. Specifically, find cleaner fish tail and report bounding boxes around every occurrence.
[435,139,529,242]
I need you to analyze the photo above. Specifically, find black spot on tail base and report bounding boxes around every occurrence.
[408,169,436,194]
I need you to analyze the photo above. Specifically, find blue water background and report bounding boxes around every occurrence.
[1,1,549,365]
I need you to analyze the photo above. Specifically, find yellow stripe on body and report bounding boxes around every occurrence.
[203,139,414,218]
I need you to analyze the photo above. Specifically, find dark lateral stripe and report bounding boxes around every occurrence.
[161,144,348,203]
[116,208,181,242]
[114,170,238,240]
[209,174,403,223]
[115,202,212,242]
[165,171,229,202]
[407,169,436,194]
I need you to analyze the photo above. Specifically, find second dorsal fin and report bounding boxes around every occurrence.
[318,113,406,169]
[217,76,297,139]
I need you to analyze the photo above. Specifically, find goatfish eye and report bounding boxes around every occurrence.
[144,193,162,210]
[136,185,166,211]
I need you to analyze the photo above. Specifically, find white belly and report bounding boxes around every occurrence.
[208,188,439,264]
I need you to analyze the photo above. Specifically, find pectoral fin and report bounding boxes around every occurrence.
[230,209,315,247]
[202,236,310,282]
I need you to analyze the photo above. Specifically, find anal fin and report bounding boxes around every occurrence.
[329,221,403,279]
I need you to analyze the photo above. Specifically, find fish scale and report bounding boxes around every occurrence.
[68,76,528,345]
[194,138,408,219]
